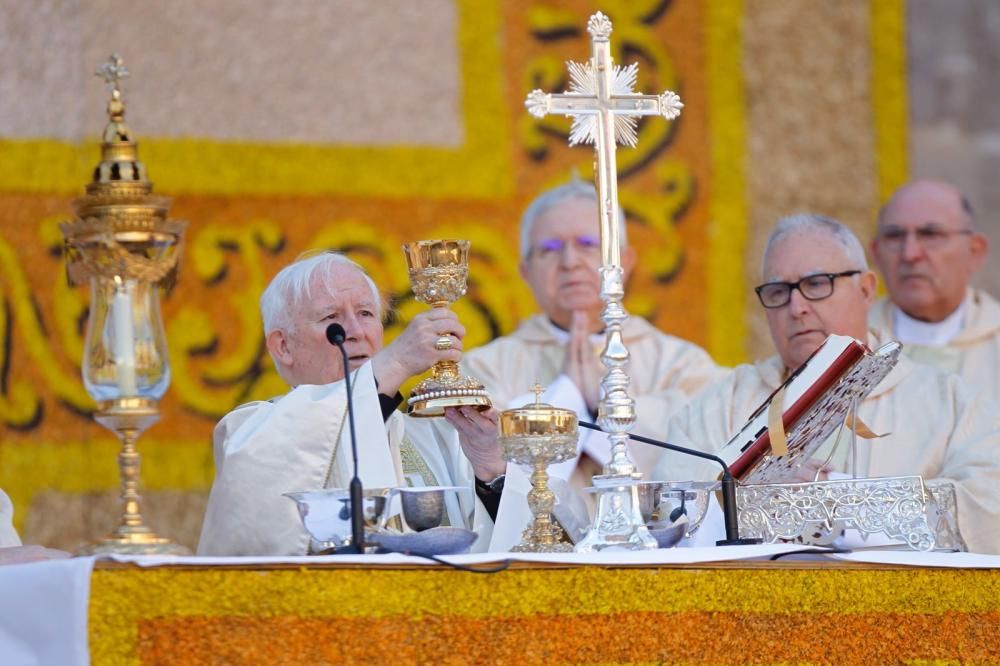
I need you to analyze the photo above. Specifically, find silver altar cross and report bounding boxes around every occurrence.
[525,12,683,552]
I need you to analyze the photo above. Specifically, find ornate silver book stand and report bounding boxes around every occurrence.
[736,477,965,552]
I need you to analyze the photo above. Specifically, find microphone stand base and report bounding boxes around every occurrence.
[716,537,763,547]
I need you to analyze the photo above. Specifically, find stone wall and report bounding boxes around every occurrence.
[909,0,1000,295]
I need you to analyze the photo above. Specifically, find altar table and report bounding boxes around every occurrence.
[83,549,1000,665]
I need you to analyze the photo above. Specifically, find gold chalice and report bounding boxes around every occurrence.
[402,239,491,416]
[499,386,579,552]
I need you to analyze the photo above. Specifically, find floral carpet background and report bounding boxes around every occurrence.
[0,0,906,549]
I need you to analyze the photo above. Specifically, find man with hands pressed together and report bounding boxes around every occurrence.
[463,182,726,481]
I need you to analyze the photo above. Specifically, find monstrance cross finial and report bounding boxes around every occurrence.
[95,53,129,99]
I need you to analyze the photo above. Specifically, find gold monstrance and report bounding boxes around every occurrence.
[61,54,189,555]
[525,13,684,551]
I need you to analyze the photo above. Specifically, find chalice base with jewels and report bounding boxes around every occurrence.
[407,367,492,417]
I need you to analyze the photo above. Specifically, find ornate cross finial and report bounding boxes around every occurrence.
[96,53,129,98]
[587,11,613,39]
[531,383,546,404]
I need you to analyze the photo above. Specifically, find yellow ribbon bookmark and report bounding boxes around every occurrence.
[845,413,889,439]
[765,388,889,458]
[766,386,790,456]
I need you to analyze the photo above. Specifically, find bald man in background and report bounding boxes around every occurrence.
[869,180,999,401]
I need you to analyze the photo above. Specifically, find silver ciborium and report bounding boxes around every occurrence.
[61,54,189,556]
[402,240,491,416]
[499,386,579,552]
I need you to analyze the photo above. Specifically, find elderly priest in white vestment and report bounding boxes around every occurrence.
[869,180,1000,402]
[648,214,1000,554]
[197,253,508,556]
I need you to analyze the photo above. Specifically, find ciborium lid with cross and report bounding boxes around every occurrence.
[525,12,683,551]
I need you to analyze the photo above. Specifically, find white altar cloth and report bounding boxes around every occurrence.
[3,545,1000,665]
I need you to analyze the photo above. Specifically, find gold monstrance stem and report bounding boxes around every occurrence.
[79,398,188,555]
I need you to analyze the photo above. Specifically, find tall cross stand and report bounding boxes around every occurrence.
[525,12,683,551]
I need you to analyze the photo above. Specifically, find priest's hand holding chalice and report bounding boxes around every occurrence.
[402,239,492,416]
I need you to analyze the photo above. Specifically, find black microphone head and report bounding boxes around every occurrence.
[326,323,346,345]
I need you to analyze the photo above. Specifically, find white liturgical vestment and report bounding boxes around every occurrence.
[198,362,492,556]
[870,289,1000,403]
[462,314,728,550]
[649,331,1000,554]
[0,489,20,547]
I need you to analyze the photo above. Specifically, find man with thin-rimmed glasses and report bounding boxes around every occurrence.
[869,180,999,402]
[645,213,1000,554]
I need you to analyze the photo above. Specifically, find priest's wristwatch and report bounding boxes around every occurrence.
[475,473,506,495]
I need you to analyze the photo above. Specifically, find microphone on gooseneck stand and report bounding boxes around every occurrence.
[325,322,365,553]
[577,421,761,546]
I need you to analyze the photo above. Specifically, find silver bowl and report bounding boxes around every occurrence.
[398,487,446,532]
[390,485,473,532]
[646,516,689,549]
[655,481,716,536]
[636,481,664,524]
[284,488,393,548]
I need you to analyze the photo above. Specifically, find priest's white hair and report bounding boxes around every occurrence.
[519,180,627,260]
[260,251,383,334]
[761,213,869,278]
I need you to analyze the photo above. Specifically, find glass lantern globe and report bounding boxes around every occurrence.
[82,274,171,402]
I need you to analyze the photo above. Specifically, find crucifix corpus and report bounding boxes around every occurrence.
[525,11,683,551]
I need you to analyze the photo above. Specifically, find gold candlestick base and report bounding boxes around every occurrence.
[77,398,191,556]
[78,531,192,556]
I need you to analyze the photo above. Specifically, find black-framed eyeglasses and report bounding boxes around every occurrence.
[754,270,861,309]
[877,225,974,250]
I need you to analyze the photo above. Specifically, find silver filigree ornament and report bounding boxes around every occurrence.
[737,476,941,552]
